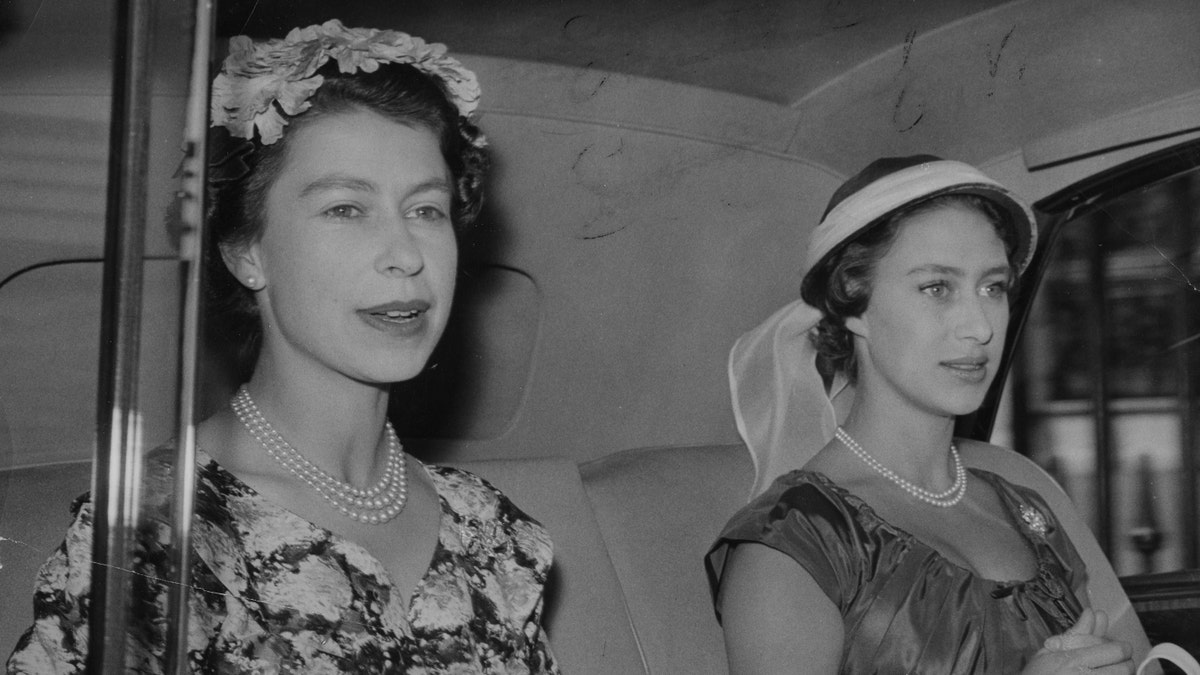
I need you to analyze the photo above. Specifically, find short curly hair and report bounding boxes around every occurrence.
[799,193,1017,383]
[204,61,490,378]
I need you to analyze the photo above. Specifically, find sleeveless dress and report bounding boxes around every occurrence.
[707,469,1085,674]
[7,447,559,674]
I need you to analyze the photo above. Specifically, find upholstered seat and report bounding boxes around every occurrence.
[580,444,753,675]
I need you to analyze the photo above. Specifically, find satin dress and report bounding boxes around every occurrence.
[708,469,1084,674]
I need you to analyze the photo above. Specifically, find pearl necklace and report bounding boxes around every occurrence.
[231,386,408,524]
[835,427,967,508]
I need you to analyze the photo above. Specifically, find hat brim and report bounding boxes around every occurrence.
[802,160,1037,287]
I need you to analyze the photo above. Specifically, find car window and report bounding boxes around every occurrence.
[1010,142,1200,577]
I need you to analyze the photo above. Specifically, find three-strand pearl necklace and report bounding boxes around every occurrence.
[835,426,967,508]
[231,386,409,524]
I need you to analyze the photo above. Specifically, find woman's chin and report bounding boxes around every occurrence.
[344,352,436,386]
[945,399,988,418]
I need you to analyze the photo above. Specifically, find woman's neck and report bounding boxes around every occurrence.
[242,354,392,487]
[839,392,958,487]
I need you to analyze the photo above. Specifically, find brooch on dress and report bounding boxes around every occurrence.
[1019,504,1048,537]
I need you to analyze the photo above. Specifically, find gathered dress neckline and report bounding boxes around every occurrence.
[800,467,1047,587]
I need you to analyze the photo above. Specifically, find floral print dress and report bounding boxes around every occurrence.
[7,448,559,674]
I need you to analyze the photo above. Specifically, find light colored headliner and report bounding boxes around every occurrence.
[3,0,1198,169]
[2,0,1198,288]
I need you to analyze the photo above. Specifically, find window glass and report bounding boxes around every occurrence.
[0,1,193,665]
[1015,162,1200,576]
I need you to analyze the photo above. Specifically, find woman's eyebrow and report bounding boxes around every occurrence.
[299,174,378,198]
[299,176,454,199]
[907,263,1012,277]
[408,177,454,195]
[908,264,963,276]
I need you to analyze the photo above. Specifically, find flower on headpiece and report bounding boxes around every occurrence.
[210,20,481,145]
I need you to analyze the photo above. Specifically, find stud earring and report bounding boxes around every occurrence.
[246,276,259,289]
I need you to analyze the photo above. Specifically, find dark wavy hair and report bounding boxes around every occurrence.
[204,61,490,379]
[799,193,1018,384]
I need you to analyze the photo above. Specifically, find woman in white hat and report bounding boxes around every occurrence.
[707,156,1144,674]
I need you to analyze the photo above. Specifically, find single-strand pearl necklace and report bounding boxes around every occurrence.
[231,386,408,524]
[834,427,967,508]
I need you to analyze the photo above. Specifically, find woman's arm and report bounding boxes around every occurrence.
[523,603,560,675]
[717,542,843,675]
[6,501,96,674]
[6,498,187,675]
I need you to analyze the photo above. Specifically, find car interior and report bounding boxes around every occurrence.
[1,1,1198,672]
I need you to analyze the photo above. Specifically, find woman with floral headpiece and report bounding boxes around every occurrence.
[8,21,558,674]
[705,156,1150,674]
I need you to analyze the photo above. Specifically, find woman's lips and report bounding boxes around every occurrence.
[941,358,989,383]
[358,300,431,336]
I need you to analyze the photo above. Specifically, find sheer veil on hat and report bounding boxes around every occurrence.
[729,299,854,497]
[731,156,1037,498]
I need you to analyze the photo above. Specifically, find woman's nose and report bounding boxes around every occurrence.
[956,297,997,344]
[376,219,425,277]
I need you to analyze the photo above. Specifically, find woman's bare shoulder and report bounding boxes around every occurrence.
[718,542,843,674]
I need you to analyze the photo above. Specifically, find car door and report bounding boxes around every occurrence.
[959,138,1200,654]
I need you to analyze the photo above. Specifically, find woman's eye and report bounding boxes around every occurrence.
[982,281,1010,298]
[921,282,949,298]
[409,205,449,221]
[323,204,363,219]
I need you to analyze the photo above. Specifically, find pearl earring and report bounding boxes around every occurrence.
[246,276,259,289]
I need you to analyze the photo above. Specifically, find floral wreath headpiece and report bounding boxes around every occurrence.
[210,19,482,146]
